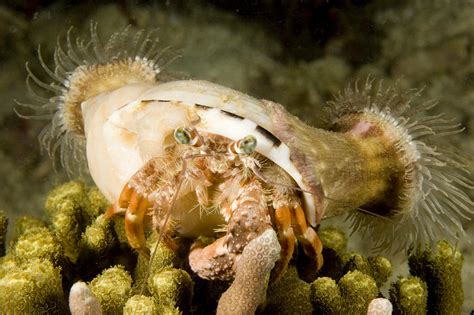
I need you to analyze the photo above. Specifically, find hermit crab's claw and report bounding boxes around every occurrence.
[292,204,323,270]
[105,184,151,258]
[124,189,152,258]
[271,205,296,283]
[189,179,272,281]
[270,202,323,283]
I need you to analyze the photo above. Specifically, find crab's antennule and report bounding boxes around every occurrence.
[17,23,173,177]
[141,177,183,295]
[141,148,194,295]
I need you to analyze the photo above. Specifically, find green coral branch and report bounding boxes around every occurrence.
[45,181,110,263]
[0,182,467,314]
[265,267,312,315]
[89,265,132,315]
[408,241,464,315]
[311,270,379,314]
[389,276,427,314]
[0,258,67,313]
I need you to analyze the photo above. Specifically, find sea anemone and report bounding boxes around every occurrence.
[325,79,474,250]
[16,22,173,177]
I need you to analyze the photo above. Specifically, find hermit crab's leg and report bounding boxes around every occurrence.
[104,184,133,218]
[105,182,152,258]
[292,204,323,270]
[188,236,238,281]
[270,205,296,282]
[124,190,151,258]
[106,155,178,258]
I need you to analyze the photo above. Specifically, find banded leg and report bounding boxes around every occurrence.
[104,184,133,218]
[270,205,296,282]
[104,183,152,258]
[292,204,323,270]
[124,189,151,258]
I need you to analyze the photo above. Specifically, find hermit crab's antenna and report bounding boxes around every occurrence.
[141,127,207,294]
[141,131,268,293]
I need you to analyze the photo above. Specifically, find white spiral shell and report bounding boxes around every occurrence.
[82,80,321,226]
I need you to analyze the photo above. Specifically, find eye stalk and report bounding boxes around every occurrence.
[174,127,204,147]
[228,135,258,155]
[174,127,192,145]
[238,135,257,154]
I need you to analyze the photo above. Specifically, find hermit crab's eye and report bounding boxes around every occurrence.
[232,135,257,155]
[228,135,258,155]
[239,135,257,154]
[174,127,192,145]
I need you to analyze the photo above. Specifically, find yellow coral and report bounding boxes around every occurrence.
[89,265,132,315]
[44,181,110,263]
[311,270,379,315]
[148,268,193,312]
[13,226,64,265]
[0,258,67,313]
[80,214,117,257]
[45,181,89,216]
[343,254,392,287]
[85,187,110,222]
[339,270,379,313]
[13,215,47,237]
[408,241,463,314]
[265,267,313,314]
[123,295,157,315]
[311,277,342,314]
[389,276,427,314]
[133,239,180,294]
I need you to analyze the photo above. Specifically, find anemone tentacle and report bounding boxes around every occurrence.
[327,79,473,251]
[18,23,174,177]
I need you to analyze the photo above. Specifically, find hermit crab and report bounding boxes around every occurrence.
[82,78,326,282]
[18,25,473,311]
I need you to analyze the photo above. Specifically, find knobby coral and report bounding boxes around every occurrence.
[408,241,464,314]
[0,182,468,314]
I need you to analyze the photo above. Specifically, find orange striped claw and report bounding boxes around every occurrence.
[292,204,323,271]
[104,184,133,219]
[271,205,296,282]
[105,183,152,258]
[124,189,151,258]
